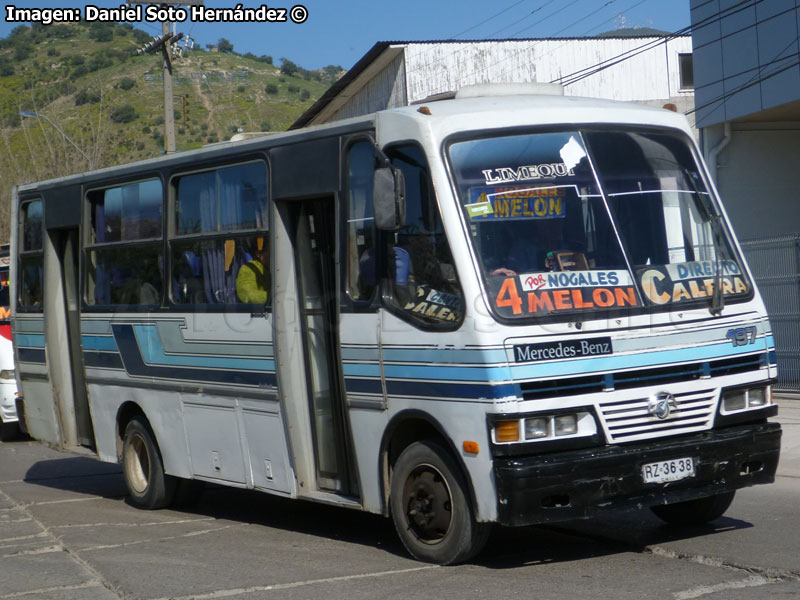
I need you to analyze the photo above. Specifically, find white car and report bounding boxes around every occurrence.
[0,323,19,441]
[0,249,19,442]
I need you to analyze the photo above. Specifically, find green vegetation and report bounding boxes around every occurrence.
[0,22,343,242]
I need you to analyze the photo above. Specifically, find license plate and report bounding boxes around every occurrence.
[642,457,695,484]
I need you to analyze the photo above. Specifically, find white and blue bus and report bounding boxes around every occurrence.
[11,85,781,564]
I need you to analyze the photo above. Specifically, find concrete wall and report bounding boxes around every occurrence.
[707,123,800,240]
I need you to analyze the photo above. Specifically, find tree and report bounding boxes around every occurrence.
[280,58,298,77]
[110,104,139,124]
[118,77,136,91]
[217,38,234,54]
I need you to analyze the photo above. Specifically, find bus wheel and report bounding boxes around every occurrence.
[650,491,736,526]
[122,417,176,509]
[390,439,489,565]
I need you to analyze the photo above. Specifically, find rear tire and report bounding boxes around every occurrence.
[390,439,489,565]
[650,491,735,525]
[122,417,176,509]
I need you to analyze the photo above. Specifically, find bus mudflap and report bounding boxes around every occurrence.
[494,421,781,527]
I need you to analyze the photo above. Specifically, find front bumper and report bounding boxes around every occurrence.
[0,388,18,424]
[494,421,781,526]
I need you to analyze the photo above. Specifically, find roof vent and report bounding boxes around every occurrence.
[455,82,565,99]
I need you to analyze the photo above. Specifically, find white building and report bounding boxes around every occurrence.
[292,36,694,129]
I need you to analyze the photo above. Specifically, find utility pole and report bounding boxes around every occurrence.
[129,0,202,153]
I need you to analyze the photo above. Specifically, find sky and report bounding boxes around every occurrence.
[1,0,691,70]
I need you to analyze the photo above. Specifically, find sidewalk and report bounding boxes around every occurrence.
[774,391,799,478]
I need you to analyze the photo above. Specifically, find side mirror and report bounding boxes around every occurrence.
[373,166,406,231]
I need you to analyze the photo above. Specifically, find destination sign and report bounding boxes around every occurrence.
[638,260,749,305]
[466,186,566,221]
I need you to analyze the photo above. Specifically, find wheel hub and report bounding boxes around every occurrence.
[403,465,453,543]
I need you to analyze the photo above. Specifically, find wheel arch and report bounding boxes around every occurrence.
[378,409,481,519]
[115,401,147,462]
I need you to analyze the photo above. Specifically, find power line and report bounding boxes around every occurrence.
[484,0,650,83]
[689,28,800,119]
[689,56,800,117]
[503,0,586,38]
[547,0,618,38]
[557,0,764,87]
[484,0,561,38]
[407,0,626,89]
[451,0,532,39]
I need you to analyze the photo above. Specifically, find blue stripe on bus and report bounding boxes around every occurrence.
[382,363,512,382]
[341,362,382,378]
[379,347,508,364]
[344,378,383,395]
[385,379,517,401]
[112,324,276,387]
[83,351,124,370]
[18,348,46,364]
[16,333,45,348]
[82,335,119,352]
[509,340,768,380]
[132,325,275,371]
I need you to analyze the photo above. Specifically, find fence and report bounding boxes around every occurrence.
[740,234,800,391]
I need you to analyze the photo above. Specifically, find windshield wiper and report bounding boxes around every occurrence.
[684,169,725,316]
[709,213,725,316]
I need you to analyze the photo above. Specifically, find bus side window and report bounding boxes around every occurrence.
[385,145,464,328]
[346,141,377,303]
[85,180,164,307]
[170,161,270,307]
[18,200,44,309]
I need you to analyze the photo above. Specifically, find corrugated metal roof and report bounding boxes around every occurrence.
[291,36,691,129]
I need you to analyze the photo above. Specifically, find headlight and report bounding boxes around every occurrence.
[0,369,14,380]
[721,385,771,414]
[494,411,596,444]
[554,414,578,436]
[524,417,548,440]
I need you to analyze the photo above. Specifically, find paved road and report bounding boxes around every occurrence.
[1,399,798,600]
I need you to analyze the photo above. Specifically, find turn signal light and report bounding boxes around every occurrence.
[462,440,479,454]
[494,420,520,443]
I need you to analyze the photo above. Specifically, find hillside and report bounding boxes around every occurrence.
[0,22,340,241]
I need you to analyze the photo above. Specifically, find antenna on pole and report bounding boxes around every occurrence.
[128,0,203,154]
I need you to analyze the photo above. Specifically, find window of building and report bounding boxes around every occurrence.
[679,53,694,90]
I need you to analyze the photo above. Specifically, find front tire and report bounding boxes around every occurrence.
[122,417,176,509]
[390,439,489,565]
[650,491,735,525]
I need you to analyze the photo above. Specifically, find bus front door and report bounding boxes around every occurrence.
[284,198,356,497]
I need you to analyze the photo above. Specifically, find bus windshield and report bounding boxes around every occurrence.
[447,128,750,320]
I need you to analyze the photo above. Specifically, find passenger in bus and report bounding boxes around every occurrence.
[484,212,585,276]
[483,220,550,276]
[236,243,270,304]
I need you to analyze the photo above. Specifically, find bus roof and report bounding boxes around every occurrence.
[378,91,694,140]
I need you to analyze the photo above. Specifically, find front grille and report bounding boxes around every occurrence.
[519,352,766,401]
[598,389,716,443]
